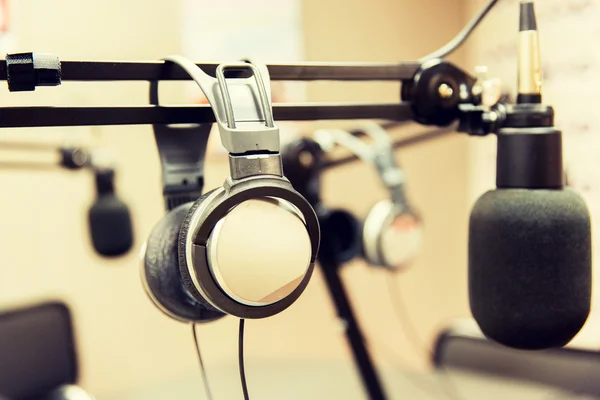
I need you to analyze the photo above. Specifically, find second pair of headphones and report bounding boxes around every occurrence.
[141,56,320,323]
[315,123,423,271]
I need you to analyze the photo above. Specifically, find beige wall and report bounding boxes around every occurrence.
[0,0,471,397]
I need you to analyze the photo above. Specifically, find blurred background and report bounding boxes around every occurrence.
[0,0,598,399]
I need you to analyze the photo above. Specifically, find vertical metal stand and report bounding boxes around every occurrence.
[319,256,387,400]
[282,138,387,400]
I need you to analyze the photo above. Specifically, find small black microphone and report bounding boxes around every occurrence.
[469,0,592,350]
[88,168,134,257]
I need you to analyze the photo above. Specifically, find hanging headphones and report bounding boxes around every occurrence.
[141,55,320,323]
[314,123,423,271]
[282,138,363,266]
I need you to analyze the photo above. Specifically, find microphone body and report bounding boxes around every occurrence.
[88,168,133,257]
[469,187,591,350]
[89,195,133,257]
[469,123,592,350]
[468,0,592,351]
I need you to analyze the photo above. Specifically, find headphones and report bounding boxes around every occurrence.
[141,55,320,323]
[314,123,422,271]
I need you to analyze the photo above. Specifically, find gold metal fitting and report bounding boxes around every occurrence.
[438,83,454,99]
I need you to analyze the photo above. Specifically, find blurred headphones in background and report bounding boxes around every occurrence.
[141,55,320,323]
[315,123,423,271]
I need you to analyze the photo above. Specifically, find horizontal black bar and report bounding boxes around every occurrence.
[324,125,457,169]
[0,103,413,128]
[0,60,420,82]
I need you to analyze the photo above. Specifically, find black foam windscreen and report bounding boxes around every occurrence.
[88,168,134,257]
[469,188,591,350]
[88,195,133,257]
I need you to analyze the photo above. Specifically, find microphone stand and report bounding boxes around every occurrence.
[282,138,387,400]
[319,257,386,400]
[0,142,92,171]
[283,124,452,399]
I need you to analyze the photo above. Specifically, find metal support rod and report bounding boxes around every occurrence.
[0,161,61,170]
[319,258,387,400]
[0,103,413,128]
[0,140,62,151]
[324,124,457,169]
[0,60,421,82]
[281,138,388,400]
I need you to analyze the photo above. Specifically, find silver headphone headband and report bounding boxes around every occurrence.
[160,55,283,181]
[314,124,408,206]
[160,55,280,157]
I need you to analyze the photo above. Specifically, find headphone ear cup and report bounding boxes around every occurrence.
[143,200,225,323]
[363,200,423,270]
[177,188,222,309]
[362,200,393,266]
[317,207,361,264]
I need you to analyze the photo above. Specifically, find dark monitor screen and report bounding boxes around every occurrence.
[0,302,78,400]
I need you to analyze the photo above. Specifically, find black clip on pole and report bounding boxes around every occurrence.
[282,138,387,400]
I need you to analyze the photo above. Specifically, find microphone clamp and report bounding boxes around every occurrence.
[6,53,61,92]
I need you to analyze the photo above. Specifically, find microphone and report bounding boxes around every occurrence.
[88,167,134,257]
[468,0,592,350]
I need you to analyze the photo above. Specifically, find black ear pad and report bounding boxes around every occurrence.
[177,189,225,311]
[144,199,225,323]
[317,207,361,265]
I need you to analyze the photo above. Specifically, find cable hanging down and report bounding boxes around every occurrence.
[386,274,465,400]
[192,323,214,400]
[239,319,250,400]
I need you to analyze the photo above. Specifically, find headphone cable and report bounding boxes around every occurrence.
[361,335,454,400]
[239,319,251,400]
[420,0,500,61]
[386,273,466,400]
[346,273,465,400]
[192,323,214,400]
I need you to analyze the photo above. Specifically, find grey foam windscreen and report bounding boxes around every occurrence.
[469,188,591,350]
